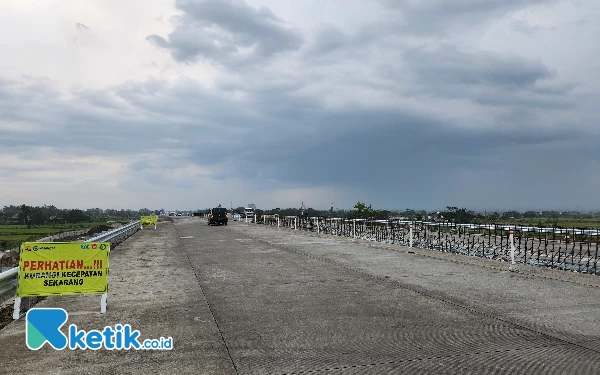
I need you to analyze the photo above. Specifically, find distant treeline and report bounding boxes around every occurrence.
[0,205,156,227]
[232,203,600,225]
[4,204,599,227]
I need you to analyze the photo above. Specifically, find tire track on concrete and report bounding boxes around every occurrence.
[279,344,564,375]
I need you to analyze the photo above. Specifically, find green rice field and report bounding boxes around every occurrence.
[0,222,111,251]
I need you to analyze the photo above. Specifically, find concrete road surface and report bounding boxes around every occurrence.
[1,217,599,374]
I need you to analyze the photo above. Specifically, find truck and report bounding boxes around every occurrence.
[243,204,256,219]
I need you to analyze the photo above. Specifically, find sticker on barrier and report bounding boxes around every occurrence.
[16,242,110,297]
[141,216,157,229]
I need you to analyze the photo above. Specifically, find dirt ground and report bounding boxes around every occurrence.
[0,296,45,330]
[0,251,19,268]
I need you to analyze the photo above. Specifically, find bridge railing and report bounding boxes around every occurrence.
[252,217,600,275]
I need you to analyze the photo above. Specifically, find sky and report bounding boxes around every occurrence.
[1,0,599,212]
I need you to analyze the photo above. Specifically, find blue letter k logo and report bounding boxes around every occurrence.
[26,308,68,350]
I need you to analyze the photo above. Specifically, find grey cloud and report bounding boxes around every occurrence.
[510,19,557,34]
[403,46,552,88]
[76,23,90,32]
[145,35,168,48]
[211,106,598,210]
[378,0,558,34]
[395,46,576,111]
[305,25,349,57]
[1,71,598,210]
[3,0,599,212]
[146,0,303,67]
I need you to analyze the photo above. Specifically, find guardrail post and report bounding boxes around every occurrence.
[317,217,320,234]
[13,297,21,320]
[254,214,256,224]
[294,217,297,230]
[410,224,413,248]
[277,216,280,228]
[353,219,356,238]
[509,230,517,272]
[101,293,107,313]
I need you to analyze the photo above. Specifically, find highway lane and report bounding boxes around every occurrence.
[175,218,600,374]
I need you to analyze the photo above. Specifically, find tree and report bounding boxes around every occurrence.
[523,211,538,218]
[347,202,389,220]
[441,206,476,224]
[19,204,32,228]
[64,209,91,223]
[347,202,372,219]
[29,206,46,226]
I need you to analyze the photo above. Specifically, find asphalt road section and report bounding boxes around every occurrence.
[1,217,599,374]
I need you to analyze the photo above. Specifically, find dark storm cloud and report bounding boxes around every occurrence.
[396,46,577,109]
[204,103,599,210]
[146,0,303,66]
[1,66,598,210]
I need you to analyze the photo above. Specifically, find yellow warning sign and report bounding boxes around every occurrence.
[16,242,110,297]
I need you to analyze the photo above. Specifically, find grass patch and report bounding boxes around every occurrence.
[0,228,65,236]
[0,235,39,242]
[0,222,113,251]
[496,218,600,229]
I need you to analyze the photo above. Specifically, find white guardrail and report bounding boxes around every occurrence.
[0,221,141,306]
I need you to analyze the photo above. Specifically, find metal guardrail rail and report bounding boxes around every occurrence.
[0,268,18,304]
[0,221,141,305]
